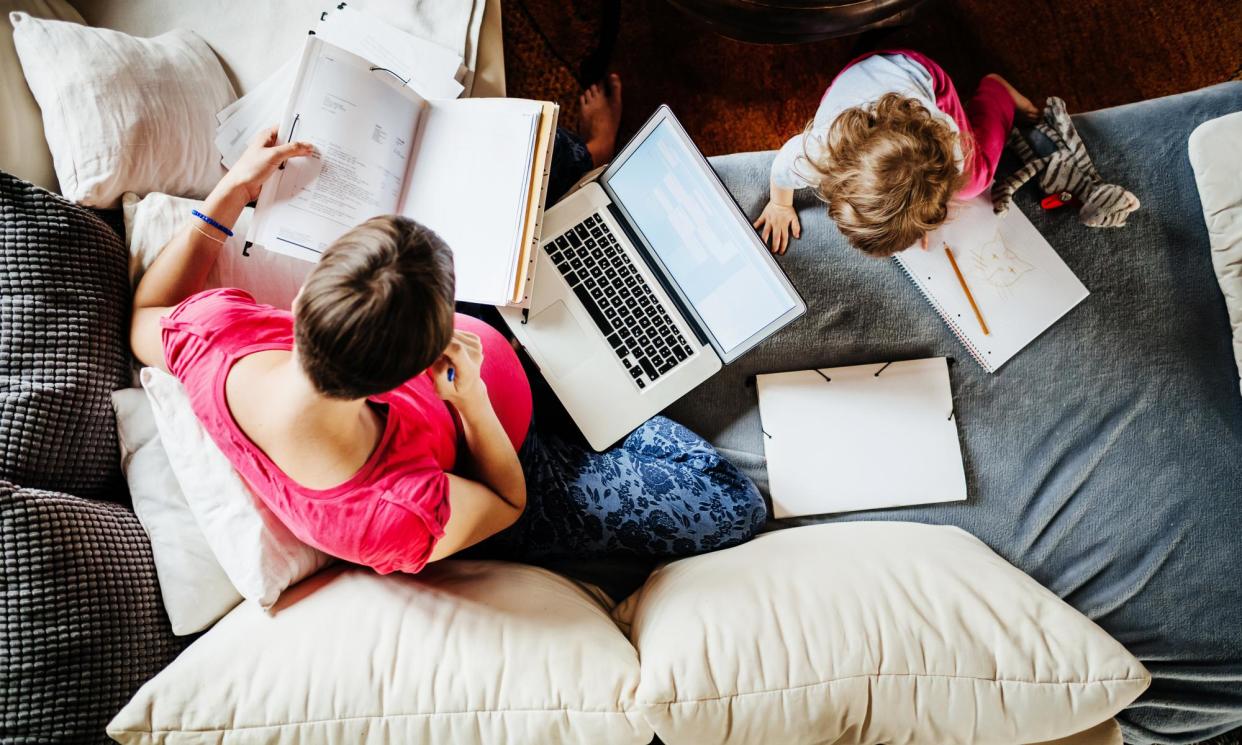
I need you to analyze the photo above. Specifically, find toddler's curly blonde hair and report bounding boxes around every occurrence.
[805,92,965,257]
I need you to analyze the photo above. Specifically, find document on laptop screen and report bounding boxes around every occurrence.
[605,120,798,353]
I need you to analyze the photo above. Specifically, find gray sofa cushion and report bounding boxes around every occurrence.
[675,82,1242,744]
[0,170,131,499]
[0,480,187,743]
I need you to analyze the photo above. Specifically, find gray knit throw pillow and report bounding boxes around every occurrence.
[0,171,131,499]
[0,480,187,743]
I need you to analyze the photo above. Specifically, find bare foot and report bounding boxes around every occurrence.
[579,73,622,165]
[985,73,1040,122]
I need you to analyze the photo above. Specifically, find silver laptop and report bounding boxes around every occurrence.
[499,106,805,450]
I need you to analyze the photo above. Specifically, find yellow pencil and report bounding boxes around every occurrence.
[944,244,990,336]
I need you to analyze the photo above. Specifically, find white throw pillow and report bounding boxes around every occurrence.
[111,388,242,634]
[108,563,653,745]
[1189,110,1242,397]
[9,12,235,207]
[123,191,312,309]
[141,367,330,609]
[622,522,1149,745]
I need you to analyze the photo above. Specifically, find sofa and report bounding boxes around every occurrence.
[1,1,1240,743]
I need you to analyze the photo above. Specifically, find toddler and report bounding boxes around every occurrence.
[755,50,1038,256]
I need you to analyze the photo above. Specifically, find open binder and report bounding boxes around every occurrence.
[248,36,558,307]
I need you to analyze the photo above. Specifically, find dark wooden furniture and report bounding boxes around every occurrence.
[664,0,929,43]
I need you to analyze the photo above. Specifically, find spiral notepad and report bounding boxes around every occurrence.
[893,197,1089,373]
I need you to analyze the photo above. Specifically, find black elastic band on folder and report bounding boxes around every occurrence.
[369,66,410,86]
[874,361,892,377]
[278,114,302,171]
[813,369,831,383]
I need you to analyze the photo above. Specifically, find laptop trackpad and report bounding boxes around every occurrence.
[527,300,592,381]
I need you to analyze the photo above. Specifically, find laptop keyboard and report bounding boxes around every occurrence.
[545,214,693,389]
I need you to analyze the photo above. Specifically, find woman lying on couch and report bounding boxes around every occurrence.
[128,81,765,576]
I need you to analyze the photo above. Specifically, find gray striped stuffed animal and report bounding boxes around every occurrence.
[991,97,1139,228]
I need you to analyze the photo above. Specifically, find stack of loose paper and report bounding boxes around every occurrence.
[756,357,968,518]
[245,37,558,307]
[215,3,468,169]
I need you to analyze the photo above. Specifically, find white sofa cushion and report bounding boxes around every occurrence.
[141,367,330,610]
[9,12,235,207]
[622,522,1149,745]
[111,387,242,634]
[108,562,652,745]
[123,191,311,310]
[1189,110,1242,396]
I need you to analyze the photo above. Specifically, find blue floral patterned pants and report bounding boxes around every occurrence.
[486,416,766,561]
[468,129,767,561]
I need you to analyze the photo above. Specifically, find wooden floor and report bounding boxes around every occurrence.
[503,0,1242,156]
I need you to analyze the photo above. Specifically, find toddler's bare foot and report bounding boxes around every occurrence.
[579,73,622,165]
[986,73,1040,121]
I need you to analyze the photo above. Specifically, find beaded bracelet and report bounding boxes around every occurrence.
[191,209,234,237]
[191,223,226,244]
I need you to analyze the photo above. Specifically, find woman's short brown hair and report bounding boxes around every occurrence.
[810,92,965,257]
[294,216,455,400]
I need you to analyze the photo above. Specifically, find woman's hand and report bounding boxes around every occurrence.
[753,200,801,255]
[431,330,488,412]
[218,125,316,203]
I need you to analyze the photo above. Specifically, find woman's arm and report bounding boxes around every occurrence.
[452,381,526,512]
[130,127,314,369]
[426,330,527,560]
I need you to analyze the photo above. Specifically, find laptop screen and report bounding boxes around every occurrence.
[603,116,801,357]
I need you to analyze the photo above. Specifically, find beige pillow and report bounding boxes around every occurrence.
[109,563,652,745]
[10,12,235,207]
[123,192,311,309]
[622,522,1149,745]
[0,0,81,191]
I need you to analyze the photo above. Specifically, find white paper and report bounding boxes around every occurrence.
[398,99,540,304]
[215,6,465,169]
[215,58,300,168]
[894,197,1089,373]
[757,357,967,518]
[317,4,465,99]
[249,38,424,261]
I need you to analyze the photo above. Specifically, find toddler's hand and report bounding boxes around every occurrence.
[753,201,801,255]
[985,74,1040,122]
